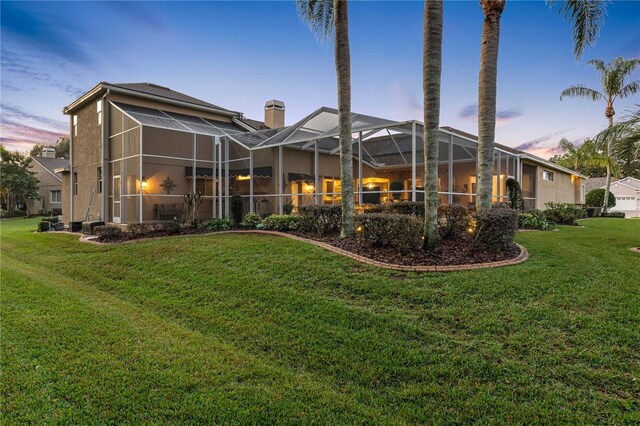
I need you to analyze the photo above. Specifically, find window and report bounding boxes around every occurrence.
[74,172,78,195]
[97,167,102,194]
[195,179,213,196]
[542,170,554,182]
[73,115,78,136]
[50,190,61,203]
[97,100,102,125]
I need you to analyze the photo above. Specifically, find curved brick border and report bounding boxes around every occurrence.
[72,229,529,272]
[215,230,529,272]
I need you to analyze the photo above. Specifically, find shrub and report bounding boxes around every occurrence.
[41,217,59,224]
[162,221,182,235]
[585,188,616,208]
[437,204,470,239]
[600,211,625,218]
[50,208,62,216]
[205,217,232,231]
[95,225,122,241]
[0,209,26,218]
[518,211,556,230]
[127,222,152,238]
[355,204,384,214]
[506,177,524,212]
[262,214,300,231]
[230,194,244,226]
[298,205,342,235]
[37,221,50,232]
[473,207,518,251]
[543,202,584,225]
[82,221,105,235]
[243,213,262,228]
[356,213,422,255]
[283,203,294,215]
[383,201,424,217]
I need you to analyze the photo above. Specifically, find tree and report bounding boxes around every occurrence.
[552,137,609,177]
[29,137,70,159]
[475,0,607,211]
[0,145,40,214]
[422,0,444,251]
[297,0,355,238]
[561,57,640,211]
[594,105,640,179]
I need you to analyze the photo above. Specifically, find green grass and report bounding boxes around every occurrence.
[2,218,639,424]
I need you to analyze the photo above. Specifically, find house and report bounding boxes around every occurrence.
[29,149,69,214]
[60,82,586,225]
[602,177,640,218]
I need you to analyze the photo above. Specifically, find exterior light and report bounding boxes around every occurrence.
[356,226,363,232]
[305,184,315,193]
[367,182,375,189]
[236,175,250,181]
[141,177,148,191]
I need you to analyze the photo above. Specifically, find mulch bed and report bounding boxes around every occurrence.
[293,231,521,267]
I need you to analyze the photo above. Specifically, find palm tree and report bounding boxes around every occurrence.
[475,0,608,211]
[297,0,355,238]
[422,0,444,251]
[561,57,640,211]
[594,105,640,178]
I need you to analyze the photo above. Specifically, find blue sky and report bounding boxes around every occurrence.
[1,0,639,158]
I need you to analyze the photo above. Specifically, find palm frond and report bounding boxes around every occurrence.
[296,0,334,43]
[560,85,604,101]
[617,80,640,100]
[593,105,640,150]
[548,0,608,60]
[557,137,577,153]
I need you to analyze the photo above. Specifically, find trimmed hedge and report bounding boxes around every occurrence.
[437,204,470,239]
[506,177,524,211]
[585,188,616,208]
[1,209,27,218]
[37,221,50,232]
[473,206,518,251]
[41,217,59,224]
[95,225,122,241]
[298,205,341,235]
[543,202,585,225]
[600,211,625,218]
[383,201,424,216]
[262,214,300,231]
[356,213,422,254]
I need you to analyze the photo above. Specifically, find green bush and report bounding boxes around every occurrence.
[383,201,424,216]
[50,208,62,216]
[518,211,556,230]
[162,221,182,235]
[37,221,50,232]
[41,217,59,224]
[242,213,262,228]
[0,209,27,218]
[230,194,244,226]
[262,214,300,231]
[356,213,422,255]
[585,188,616,208]
[543,202,584,225]
[473,207,519,251]
[356,204,384,214]
[506,177,524,211]
[600,211,625,218]
[437,204,470,239]
[205,217,232,231]
[95,225,122,241]
[298,205,341,235]
[127,222,153,238]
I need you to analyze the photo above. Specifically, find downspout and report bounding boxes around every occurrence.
[100,89,109,221]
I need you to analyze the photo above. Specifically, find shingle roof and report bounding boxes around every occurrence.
[31,156,69,177]
[584,177,607,192]
[112,83,234,113]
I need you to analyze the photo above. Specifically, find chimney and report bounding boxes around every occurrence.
[42,147,56,158]
[264,100,285,129]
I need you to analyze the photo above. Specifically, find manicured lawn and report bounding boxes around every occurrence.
[1,218,639,424]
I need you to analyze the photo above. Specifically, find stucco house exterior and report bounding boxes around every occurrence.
[604,177,640,218]
[60,82,586,225]
[29,150,68,214]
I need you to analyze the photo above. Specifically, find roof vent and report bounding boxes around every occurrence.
[145,82,171,90]
[265,100,285,129]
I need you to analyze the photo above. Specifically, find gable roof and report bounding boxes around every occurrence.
[64,82,240,117]
[31,156,69,181]
[606,176,640,192]
[585,177,607,192]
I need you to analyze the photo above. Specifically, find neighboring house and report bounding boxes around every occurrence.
[29,149,69,214]
[603,177,640,218]
[60,82,586,225]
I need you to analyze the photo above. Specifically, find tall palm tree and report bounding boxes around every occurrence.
[475,0,608,211]
[422,0,443,251]
[561,57,640,211]
[297,0,355,237]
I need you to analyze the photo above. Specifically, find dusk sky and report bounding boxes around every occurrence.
[1,0,639,158]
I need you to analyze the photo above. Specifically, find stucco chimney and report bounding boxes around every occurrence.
[264,100,285,129]
[42,147,56,158]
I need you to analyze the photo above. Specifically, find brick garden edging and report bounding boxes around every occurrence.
[215,230,529,272]
[73,229,529,272]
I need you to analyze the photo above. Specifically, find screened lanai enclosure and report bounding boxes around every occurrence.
[109,103,524,223]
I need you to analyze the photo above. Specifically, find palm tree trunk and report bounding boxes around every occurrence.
[334,0,354,238]
[603,110,614,212]
[423,0,443,251]
[476,0,505,211]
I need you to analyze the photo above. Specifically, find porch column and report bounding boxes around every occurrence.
[212,136,216,218]
[216,137,222,218]
[516,156,521,183]
[411,122,416,202]
[358,132,363,204]
[448,133,453,204]
[139,127,143,223]
[278,145,283,214]
[314,140,319,205]
[497,151,502,202]
[192,134,197,195]
[249,150,254,213]
[224,137,229,217]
